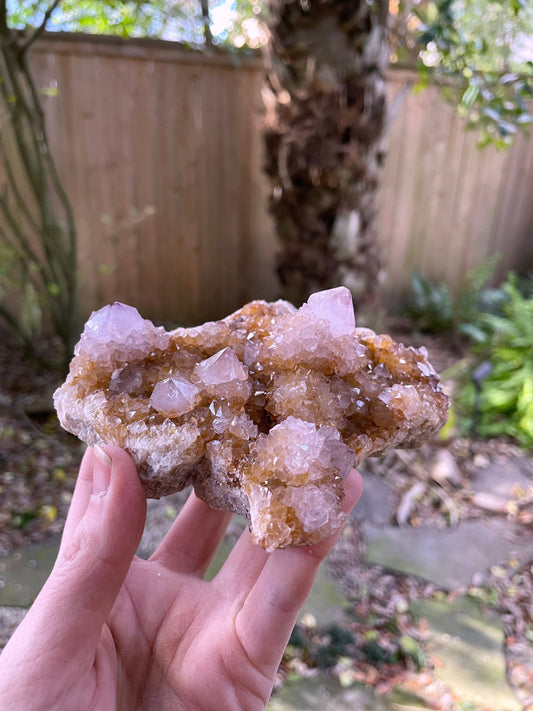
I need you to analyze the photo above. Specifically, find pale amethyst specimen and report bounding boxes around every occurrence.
[54,287,449,551]
[83,302,145,342]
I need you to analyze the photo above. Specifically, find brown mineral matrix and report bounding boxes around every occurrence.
[54,287,449,551]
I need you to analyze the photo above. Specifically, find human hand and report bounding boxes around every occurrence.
[0,445,363,710]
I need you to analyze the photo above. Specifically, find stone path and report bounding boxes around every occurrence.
[0,540,59,607]
[0,458,531,710]
[269,458,531,709]
[355,461,533,590]
[411,597,521,711]
[268,675,392,711]
[364,517,531,589]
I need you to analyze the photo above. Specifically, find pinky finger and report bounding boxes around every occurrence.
[234,470,363,673]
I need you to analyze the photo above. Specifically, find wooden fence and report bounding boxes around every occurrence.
[3,34,533,325]
[377,69,533,300]
[26,34,277,326]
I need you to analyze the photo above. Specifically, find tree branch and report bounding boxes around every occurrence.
[20,0,62,57]
[200,0,213,48]
[0,52,44,195]
[0,0,7,36]
[0,127,42,235]
[21,48,76,245]
[0,300,20,332]
[0,192,44,269]
[0,0,79,359]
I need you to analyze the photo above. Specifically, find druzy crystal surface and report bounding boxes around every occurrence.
[54,287,449,551]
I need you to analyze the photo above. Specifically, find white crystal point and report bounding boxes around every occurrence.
[150,377,199,417]
[195,347,248,385]
[306,287,356,336]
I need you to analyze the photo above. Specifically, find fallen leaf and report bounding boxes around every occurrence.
[38,504,57,522]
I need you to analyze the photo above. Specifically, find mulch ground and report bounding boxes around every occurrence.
[0,333,83,556]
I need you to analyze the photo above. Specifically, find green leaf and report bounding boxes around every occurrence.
[461,83,479,109]
[453,270,533,447]
[483,106,502,122]
[40,86,59,98]
[458,322,489,343]
[500,73,520,84]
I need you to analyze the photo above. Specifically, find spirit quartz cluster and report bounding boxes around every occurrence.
[54,287,449,551]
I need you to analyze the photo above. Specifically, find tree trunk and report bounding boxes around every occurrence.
[263,0,390,310]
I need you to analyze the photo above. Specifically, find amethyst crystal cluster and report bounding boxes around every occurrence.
[54,288,449,550]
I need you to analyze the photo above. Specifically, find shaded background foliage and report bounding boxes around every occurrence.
[413,0,533,147]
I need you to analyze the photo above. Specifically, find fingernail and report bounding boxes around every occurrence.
[93,445,112,496]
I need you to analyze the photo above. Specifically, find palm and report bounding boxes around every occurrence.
[0,447,362,711]
[106,552,275,711]
[101,479,359,711]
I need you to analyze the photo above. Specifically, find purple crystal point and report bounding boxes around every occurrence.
[150,376,199,417]
[85,302,146,342]
[195,347,248,385]
[75,302,157,358]
[306,287,356,336]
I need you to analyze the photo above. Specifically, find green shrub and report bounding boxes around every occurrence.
[455,274,533,448]
[404,256,502,335]
[404,272,455,333]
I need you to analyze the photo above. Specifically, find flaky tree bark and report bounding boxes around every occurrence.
[263,0,390,308]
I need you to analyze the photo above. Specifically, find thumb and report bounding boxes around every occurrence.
[29,445,146,656]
